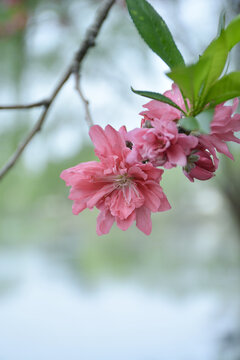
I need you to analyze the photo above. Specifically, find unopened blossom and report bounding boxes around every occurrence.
[127,118,198,168]
[183,145,216,182]
[60,125,171,236]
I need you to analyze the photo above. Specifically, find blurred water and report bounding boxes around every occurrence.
[0,250,239,360]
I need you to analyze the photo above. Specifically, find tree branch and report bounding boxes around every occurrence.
[0,100,50,110]
[0,0,116,181]
[75,74,94,128]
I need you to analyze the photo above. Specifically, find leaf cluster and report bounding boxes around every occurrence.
[126,0,240,132]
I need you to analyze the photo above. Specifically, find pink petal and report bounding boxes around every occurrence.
[158,192,171,212]
[109,190,135,220]
[68,181,104,200]
[138,183,160,212]
[210,135,234,160]
[96,209,115,235]
[72,201,87,215]
[89,125,112,158]
[60,161,102,186]
[136,206,152,235]
[140,84,186,122]
[165,83,186,111]
[199,135,219,169]
[190,166,215,181]
[105,125,126,158]
[116,211,136,231]
[220,132,240,144]
[146,181,171,211]
[138,163,163,182]
[126,148,142,165]
[167,144,187,166]
[177,134,198,153]
[87,183,115,209]
[128,165,148,181]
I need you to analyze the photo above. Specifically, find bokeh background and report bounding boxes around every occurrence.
[0,0,240,359]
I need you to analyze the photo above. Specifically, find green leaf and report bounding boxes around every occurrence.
[179,110,214,134]
[199,34,228,98]
[126,0,185,69]
[179,117,199,132]
[195,108,215,134]
[225,14,240,50]
[169,14,240,111]
[131,88,185,113]
[200,14,240,97]
[167,57,211,110]
[217,10,226,36]
[205,71,240,105]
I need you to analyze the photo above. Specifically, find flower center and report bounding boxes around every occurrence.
[114,174,133,188]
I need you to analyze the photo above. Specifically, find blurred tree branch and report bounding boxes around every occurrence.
[75,77,93,128]
[0,0,116,181]
[0,100,50,110]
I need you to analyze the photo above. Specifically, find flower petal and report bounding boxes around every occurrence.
[96,209,115,235]
[89,125,112,158]
[87,183,115,209]
[167,144,187,166]
[116,211,136,231]
[136,206,152,235]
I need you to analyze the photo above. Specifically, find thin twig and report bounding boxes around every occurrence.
[0,100,50,110]
[0,0,116,181]
[75,74,94,127]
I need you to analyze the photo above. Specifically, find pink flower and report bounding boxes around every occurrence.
[199,98,240,164]
[60,125,171,236]
[140,83,187,125]
[127,118,198,168]
[183,145,216,182]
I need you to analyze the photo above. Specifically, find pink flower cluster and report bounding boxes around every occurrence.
[61,84,240,235]
[61,125,170,235]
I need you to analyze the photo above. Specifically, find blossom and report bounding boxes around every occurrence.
[125,83,197,168]
[199,98,240,165]
[127,118,198,168]
[183,145,216,182]
[140,83,188,125]
[60,125,171,236]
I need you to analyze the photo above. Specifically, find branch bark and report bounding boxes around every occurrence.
[0,0,116,181]
[0,100,50,110]
[75,74,94,128]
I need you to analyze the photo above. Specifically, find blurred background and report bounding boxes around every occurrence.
[0,0,240,359]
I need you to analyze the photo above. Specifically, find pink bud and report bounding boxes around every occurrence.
[184,148,216,182]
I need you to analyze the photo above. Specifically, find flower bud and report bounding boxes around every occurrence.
[184,147,216,182]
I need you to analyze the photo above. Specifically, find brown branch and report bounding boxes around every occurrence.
[75,73,94,128]
[0,0,116,181]
[0,100,50,110]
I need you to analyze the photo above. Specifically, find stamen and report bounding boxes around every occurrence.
[114,174,133,189]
